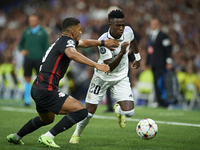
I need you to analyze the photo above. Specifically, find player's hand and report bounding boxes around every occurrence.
[21,49,28,56]
[131,60,140,69]
[120,42,129,55]
[104,39,119,51]
[96,64,110,73]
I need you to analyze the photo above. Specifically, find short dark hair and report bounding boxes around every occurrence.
[61,17,80,31]
[108,10,124,22]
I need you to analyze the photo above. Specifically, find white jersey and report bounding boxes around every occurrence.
[95,26,134,81]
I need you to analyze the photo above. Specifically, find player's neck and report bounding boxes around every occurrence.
[109,30,120,39]
[62,32,73,39]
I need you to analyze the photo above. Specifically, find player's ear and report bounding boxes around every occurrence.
[71,29,75,38]
[108,22,112,28]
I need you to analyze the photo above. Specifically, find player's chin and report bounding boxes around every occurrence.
[119,32,123,36]
[77,36,81,41]
[117,34,122,38]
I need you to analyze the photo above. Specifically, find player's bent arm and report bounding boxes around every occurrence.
[104,53,124,72]
[130,39,139,54]
[78,39,119,50]
[130,39,141,61]
[104,41,129,71]
[65,47,110,73]
[130,39,141,69]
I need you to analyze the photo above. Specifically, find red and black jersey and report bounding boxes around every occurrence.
[32,36,78,91]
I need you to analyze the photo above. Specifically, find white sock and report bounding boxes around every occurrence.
[115,105,123,115]
[73,113,93,136]
[43,131,55,139]
[14,133,22,141]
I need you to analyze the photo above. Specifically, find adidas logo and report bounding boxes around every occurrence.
[129,94,133,97]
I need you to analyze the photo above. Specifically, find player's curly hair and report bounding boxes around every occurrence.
[108,9,124,22]
[62,17,80,31]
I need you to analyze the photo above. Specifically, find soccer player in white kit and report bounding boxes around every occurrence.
[70,9,141,143]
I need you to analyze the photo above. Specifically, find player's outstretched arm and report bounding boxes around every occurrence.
[78,39,119,50]
[65,47,110,73]
[130,39,141,69]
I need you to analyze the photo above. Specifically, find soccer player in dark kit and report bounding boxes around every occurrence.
[6,17,119,148]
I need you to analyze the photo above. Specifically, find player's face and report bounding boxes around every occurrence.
[109,18,125,39]
[73,23,82,41]
[29,16,39,28]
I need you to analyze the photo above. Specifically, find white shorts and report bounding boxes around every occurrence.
[85,74,134,104]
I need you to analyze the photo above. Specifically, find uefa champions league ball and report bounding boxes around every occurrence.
[136,118,158,139]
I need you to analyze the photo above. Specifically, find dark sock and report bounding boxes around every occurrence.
[50,108,88,136]
[17,116,51,137]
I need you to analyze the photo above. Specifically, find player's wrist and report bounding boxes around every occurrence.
[101,40,105,46]
[134,53,141,61]
[94,62,98,69]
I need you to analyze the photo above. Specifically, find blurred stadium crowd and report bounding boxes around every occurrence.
[0,0,200,109]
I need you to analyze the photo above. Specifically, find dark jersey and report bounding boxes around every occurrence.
[33,36,78,91]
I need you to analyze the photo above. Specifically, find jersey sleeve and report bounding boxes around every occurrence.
[98,46,112,61]
[60,38,77,54]
[66,39,76,48]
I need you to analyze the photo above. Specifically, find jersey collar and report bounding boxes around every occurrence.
[108,28,124,41]
[30,25,41,34]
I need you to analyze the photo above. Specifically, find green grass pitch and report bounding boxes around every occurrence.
[0,99,200,150]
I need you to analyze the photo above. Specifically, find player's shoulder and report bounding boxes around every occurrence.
[124,26,134,40]
[62,36,76,48]
[124,26,133,34]
[98,32,109,41]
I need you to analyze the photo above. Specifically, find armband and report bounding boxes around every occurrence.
[101,40,105,46]
[134,53,141,61]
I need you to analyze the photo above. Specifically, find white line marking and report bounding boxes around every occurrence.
[93,115,200,127]
[1,106,200,127]
[158,112,184,116]
[0,106,36,113]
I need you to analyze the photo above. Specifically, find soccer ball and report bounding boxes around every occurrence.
[136,118,158,139]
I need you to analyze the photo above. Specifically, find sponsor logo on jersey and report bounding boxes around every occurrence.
[66,40,75,48]
[58,92,65,97]
[100,47,106,54]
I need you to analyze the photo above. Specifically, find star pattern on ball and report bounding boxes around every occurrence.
[148,123,153,129]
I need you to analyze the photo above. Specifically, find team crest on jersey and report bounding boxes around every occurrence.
[100,47,106,54]
[58,92,65,97]
[66,40,75,47]
[87,93,91,100]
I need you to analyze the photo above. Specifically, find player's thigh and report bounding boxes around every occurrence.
[85,75,109,105]
[111,77,134,110]
[31,87,69,115]
[24,58,33,77]
[59,96,85,114]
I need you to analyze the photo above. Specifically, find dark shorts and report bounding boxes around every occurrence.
[24,58,42,77]
[31,87,69,114]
